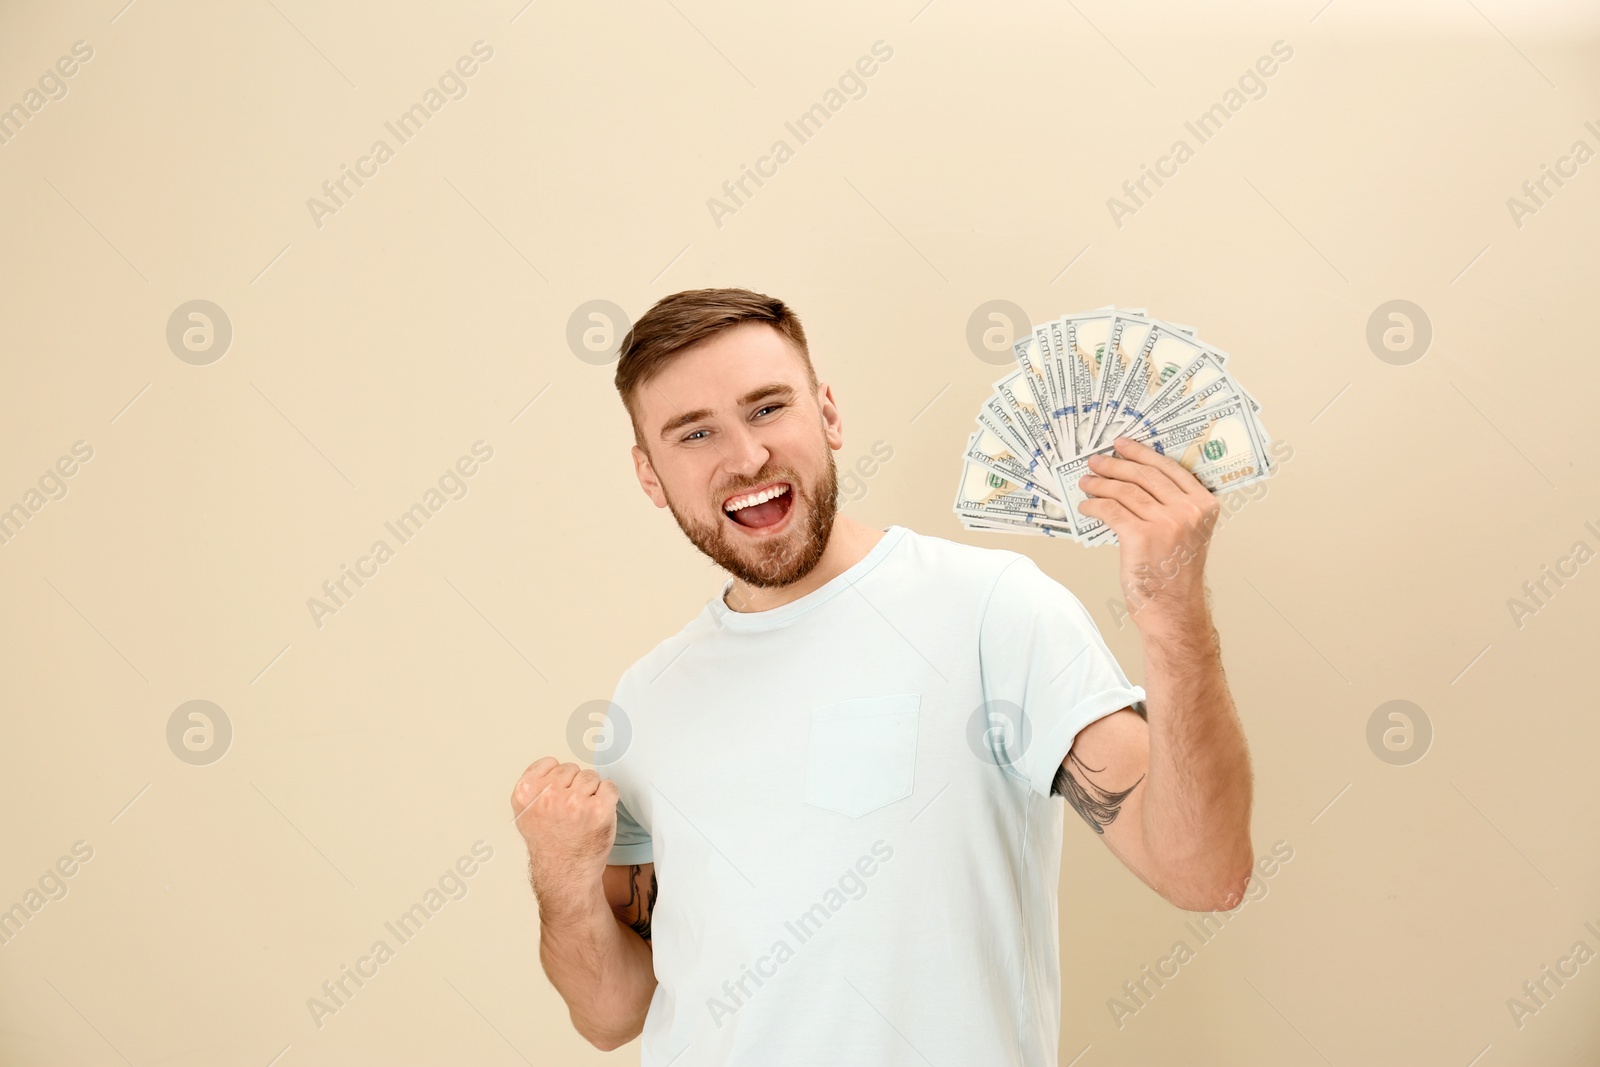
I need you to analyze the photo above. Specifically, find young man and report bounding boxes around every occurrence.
[511,289,1254,1065]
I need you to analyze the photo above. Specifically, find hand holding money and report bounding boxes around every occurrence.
[954,305,1279,546]
[1078,436,1220,618]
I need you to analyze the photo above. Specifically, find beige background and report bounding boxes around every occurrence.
[2,0,1597,1064]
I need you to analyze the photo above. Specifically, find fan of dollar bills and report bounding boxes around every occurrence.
[954,306,1277,544]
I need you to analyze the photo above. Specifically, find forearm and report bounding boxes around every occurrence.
[1135,598,1254,907]
[537,883,657,1050]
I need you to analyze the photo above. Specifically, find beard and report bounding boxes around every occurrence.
[664,448,839,590]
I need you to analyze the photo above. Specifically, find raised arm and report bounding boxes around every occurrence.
[511,758,658,1050]
[1068,436,1255,912]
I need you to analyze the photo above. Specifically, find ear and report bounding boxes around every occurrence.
[632,444,669,509]
[816,381,845,451]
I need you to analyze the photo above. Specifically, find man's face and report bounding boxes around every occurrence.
[630,322,843,589]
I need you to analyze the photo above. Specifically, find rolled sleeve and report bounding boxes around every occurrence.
[595,673,653,866]
[607,793,653,865]
[978,555,1146,798]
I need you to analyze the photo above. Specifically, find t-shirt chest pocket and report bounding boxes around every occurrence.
[803,693,920,818]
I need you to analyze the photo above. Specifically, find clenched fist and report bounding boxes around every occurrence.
[510,757,619,912]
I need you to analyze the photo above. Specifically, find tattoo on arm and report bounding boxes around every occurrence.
[620,865,659,942]
[1051,750,1144,835]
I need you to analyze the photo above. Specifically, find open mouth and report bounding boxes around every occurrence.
[723,481,794,530]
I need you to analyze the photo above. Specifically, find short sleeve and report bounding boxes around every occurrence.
[607,792,653,865]
[591,673,652,866]
[978,555,1146,798]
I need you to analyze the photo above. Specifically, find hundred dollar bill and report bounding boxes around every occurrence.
[1132,349,1231,429]
[1104,367,1275,524]
[1093,320,1210,448]
[1143,400,1270,493]
[1233,386,1280,472]
[953,460,1074,531]
[1086,311,1159,447]
[992,367,1056,467]
[1012,327,1062,456]
[994,371,1060,466]
[1053,396,1268,540]
[1057,310,1116,454]
[963,428,1065,504]
[979,393,1041,472]
[1088,313,1177,447]
[1130,367,1252,441]
[1083,524,1118,546]
[1040,318,1074,450]
[960,515,1072,537]
[1047,306,1112,449]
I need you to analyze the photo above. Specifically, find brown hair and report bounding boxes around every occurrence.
[614,288,816,448]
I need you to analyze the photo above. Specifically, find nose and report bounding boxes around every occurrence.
[721,419,771,481]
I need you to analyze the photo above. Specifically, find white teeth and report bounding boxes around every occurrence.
[725,483,790,513]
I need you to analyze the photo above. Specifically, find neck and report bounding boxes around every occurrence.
[723,515,886,613]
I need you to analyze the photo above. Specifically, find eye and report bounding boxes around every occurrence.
[682,428,709,442]
[754,404,783,418]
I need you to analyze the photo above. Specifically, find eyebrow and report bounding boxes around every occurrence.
[657,382,797,440]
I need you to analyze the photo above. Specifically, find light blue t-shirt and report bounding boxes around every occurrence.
[598,525,1145,1066]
